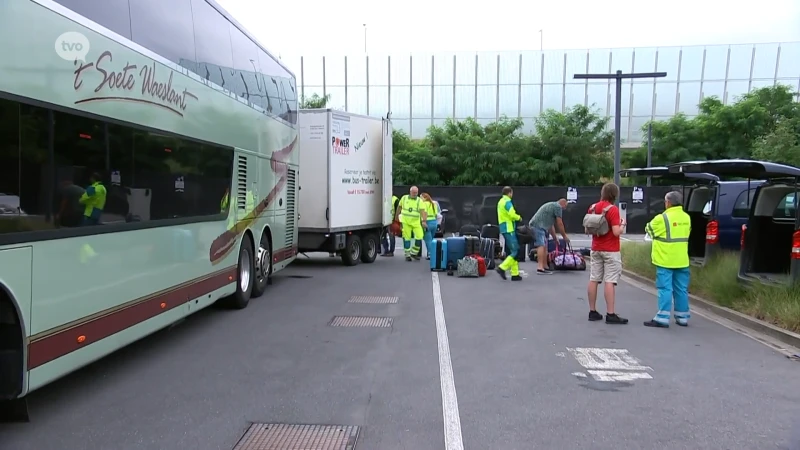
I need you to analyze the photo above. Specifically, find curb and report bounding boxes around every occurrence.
[622,269,800,351]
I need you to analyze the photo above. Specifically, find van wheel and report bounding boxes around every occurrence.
[341,234,362,266]
[251,233,271,298]
[225,235,254,309]
[361,233,379,263]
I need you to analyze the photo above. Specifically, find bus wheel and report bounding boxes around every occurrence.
[361,232,379,264]
[251,233,271,298]
[226,235,254,309]
[341,234,361,266]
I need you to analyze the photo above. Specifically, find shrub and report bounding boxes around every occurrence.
[621,241,800,333]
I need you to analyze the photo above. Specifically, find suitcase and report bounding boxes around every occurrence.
[547,237,567,253]
[430,238,448,271]
[473,255,487,276]
[446,236,467,265]
[464,235,480,255]
[480,224,500,240]
[459,224,481,237]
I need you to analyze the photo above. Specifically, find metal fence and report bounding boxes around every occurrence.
[286,42,800,142]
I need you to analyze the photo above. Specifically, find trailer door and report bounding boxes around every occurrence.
[381,118,393,226]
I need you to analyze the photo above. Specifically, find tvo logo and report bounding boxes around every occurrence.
[55,31,90,62]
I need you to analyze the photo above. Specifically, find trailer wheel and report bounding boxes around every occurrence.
[225,234,254,309]
[341,234,362,266]
[361,232,379,263]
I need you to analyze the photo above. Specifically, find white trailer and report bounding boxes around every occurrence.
[297,109,393,265]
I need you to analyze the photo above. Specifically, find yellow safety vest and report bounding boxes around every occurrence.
[79,181,107,219]
[399,195,422,221]
[424,200,438,218]
[497,195,521,234]
[646,206,691,269]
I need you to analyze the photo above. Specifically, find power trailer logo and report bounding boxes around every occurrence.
[55,31,90,62]
[332,136,350,155]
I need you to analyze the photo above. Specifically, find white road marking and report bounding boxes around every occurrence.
[587,370,653,382]
[572,372,588,378]
[567,347,652,371]
[431,272,464,450]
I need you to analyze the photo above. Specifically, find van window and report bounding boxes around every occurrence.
[732,189,756,218]
[773,193,797,219]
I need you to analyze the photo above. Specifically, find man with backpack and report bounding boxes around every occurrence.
[583,183,628,324]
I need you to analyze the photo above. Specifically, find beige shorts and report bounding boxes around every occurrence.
[589,251,622,284]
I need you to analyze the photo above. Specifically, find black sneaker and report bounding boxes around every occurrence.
[380,253,393,257]
[412,255,421,261]
[605,313,629,324]
[495,268,507,280]
[643,319,668,328]
[511,275,522,281]
[588,310,603,321]
[405,256,412,261]
[536,269,553,275]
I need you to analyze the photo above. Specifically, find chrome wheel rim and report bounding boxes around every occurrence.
[350,240,361,260]
[367,238,376,259]
[239,249,251,291]
[256,244,270,281]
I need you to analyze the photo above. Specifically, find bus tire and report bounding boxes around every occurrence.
[341,234,361,266]
[360,232,379,264]
[251,232,271,298]
[226,234,254,309]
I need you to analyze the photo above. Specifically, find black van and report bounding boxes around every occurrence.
[620,166,763,266]
[667,159,800,286]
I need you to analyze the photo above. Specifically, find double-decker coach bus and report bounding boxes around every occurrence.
[0,0,298,418]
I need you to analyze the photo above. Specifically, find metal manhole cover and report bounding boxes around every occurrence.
[233,423,359,450]
[329,316,393,327]
[348,295,398,304]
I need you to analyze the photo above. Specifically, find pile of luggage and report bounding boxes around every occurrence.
[429,225,501,277]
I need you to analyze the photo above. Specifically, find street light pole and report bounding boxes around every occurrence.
[363,24,367,54]
[573,70,667,188]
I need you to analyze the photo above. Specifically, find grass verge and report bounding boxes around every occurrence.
[621,241,800,333]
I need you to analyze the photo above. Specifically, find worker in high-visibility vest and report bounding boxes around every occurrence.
[496,186,522,280]
[395,187,427,261]
[644,190,692,328]
[381,194,400,257]
[78,172,106,226]
[221,188,256,230]
[421,193,439,260]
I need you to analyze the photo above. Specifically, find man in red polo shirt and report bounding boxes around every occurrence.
[586,183,628,324]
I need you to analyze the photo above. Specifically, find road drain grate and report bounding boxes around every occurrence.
[329,316,393,327]
[232,423,359,449]
[348,295,398,304]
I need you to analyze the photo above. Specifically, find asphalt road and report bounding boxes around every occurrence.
[2,238,799,450]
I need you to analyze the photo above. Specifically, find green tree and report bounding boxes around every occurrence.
[299,93,330,109]
[392,129,440,185]
[623,85,799,169]
[752,112,800,167]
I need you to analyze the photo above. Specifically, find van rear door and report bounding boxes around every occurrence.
[668,160,800,285]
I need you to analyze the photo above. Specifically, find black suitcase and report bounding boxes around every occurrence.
[464,235,480,255]
[480,224,500,240]
[459,224,481,237]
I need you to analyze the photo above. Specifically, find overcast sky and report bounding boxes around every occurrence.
[216,0,800,62]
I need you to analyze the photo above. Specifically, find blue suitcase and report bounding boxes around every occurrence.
[446,236,467,266]
[430,238,448,271]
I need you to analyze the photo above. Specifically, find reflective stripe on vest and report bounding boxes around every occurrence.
[400,195,422,220]
[648,207,691,269]
[647,213,690,243]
